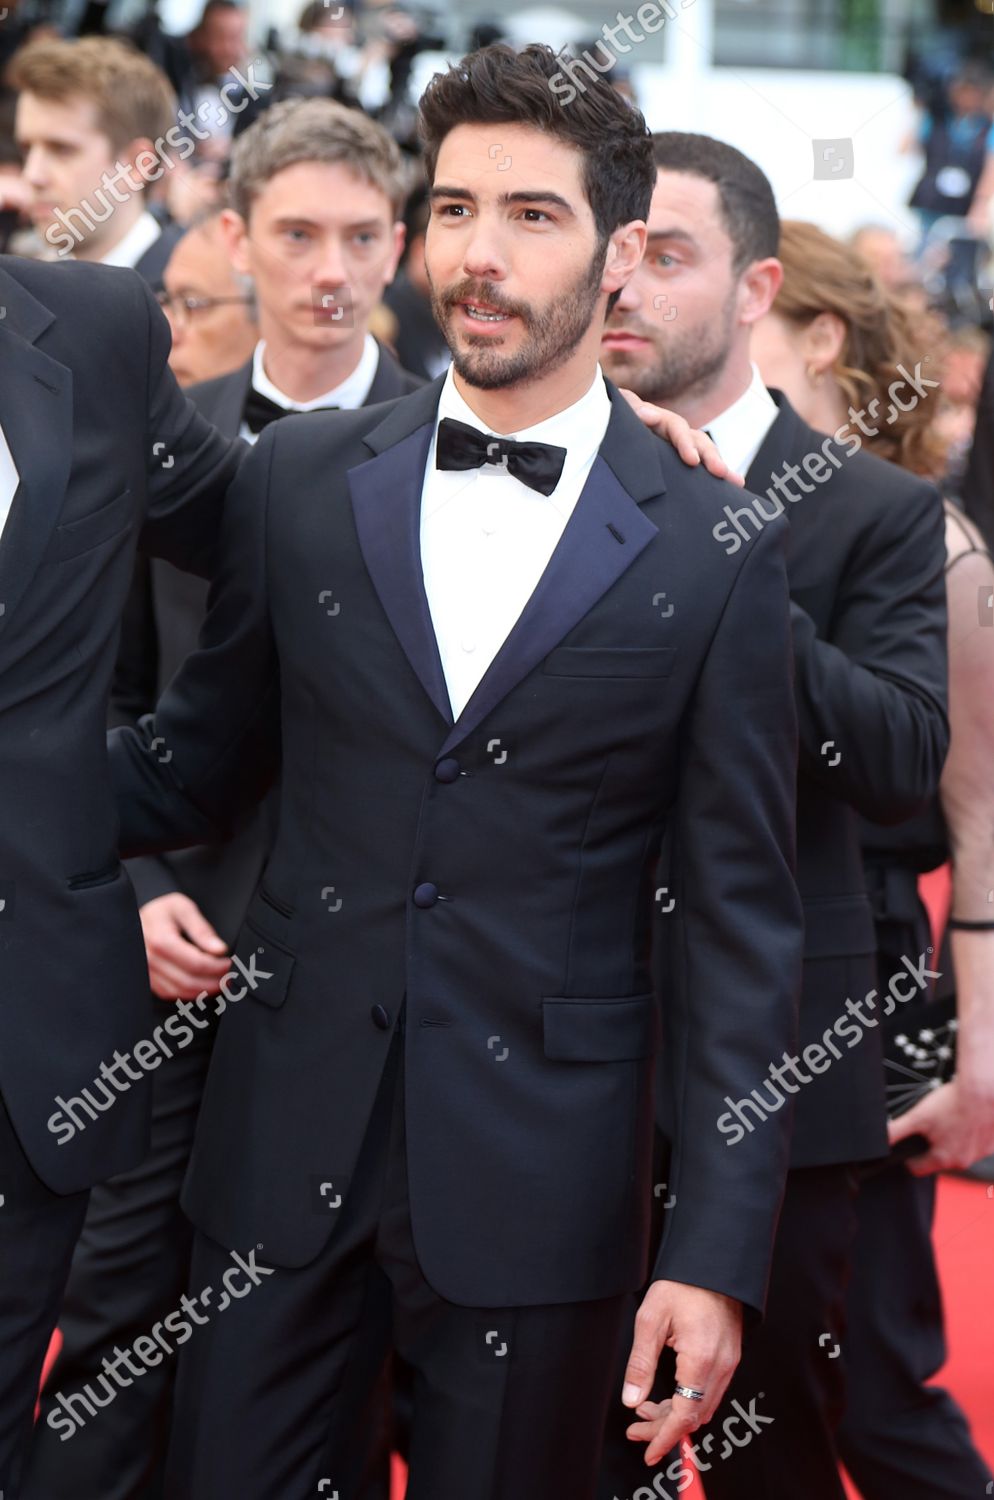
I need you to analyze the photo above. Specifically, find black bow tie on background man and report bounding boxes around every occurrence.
[435,416,567,497]
[243,386,340,435]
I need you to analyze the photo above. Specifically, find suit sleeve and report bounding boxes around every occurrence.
[109,555,159,730]
[653,516,803,1318]
[138,275,243,577]
[790,477,948,824]
[109,553,183,904]
[109,426,281,857]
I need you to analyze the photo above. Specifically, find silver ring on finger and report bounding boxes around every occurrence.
[673,1384,706,1402]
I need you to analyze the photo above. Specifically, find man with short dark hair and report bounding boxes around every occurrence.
[108,48,803,1497]
[599,131,948,1500]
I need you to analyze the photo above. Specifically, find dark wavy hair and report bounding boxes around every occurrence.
[417,43,655,253]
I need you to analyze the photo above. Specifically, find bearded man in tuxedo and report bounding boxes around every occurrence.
[108,43,804,1498]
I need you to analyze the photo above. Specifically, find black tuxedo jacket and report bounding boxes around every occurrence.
[113,341,424,936]
[716,393,945,1168]
[0,255,239,1193]
[110,377,804,1314]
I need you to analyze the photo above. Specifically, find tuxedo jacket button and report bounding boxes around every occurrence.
[413,882,439,908]
[434,758,461,783]
[370,1004,391,1030]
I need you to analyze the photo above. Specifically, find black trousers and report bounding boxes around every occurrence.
[598,1162,860,1500]
[837,1161,993,1499]
[0,1092,89,1500]
[22,997,216,1500]
[165,1032,630,1500]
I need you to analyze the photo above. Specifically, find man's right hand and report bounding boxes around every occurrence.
[139,893,231,999]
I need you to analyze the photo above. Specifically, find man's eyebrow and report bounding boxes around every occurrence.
[429,184,576,214]
[645,227,697,245]
[15,133,73,149]
[270,215,385,232]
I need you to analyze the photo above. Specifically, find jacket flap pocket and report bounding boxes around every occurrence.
[542,647,676,678]
[542,993,658,1061]
[230,919,295,1009]
[55,488,133,560]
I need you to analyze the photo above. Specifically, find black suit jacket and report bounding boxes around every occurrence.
[113,341,424,936]
[686,393,946,1169]
[0,255,239,1193]
[109,377,804,1315]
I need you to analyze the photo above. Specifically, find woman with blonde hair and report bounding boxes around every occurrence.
[752,218,994,1500]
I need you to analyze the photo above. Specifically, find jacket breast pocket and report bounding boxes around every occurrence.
[542,647,676,678]
[542,993,659,1061]
[54,487,134,561]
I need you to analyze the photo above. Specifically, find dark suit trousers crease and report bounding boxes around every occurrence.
[22,999,216,1500]
[0,1092,89,1499]
[837,1162,993,1500]
[166,1030,628,1500]
[598,1162,859,1500]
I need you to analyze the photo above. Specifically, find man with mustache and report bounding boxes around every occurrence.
[108,47,803,1496]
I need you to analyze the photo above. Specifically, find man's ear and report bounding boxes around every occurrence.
[117,135,158,190]
[385,220,406,285]
[602,220,648,297]
[740,257,784,327]
[219,207,250,275]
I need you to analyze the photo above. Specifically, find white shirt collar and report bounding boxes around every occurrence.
[433,362,612,495]
[98,210,162,271]
[251,333,380,411]
[703,363,780,478]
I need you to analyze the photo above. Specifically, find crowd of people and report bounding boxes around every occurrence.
[0,8,992,1500]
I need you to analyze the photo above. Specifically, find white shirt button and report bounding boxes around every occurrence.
[461,635,477,654]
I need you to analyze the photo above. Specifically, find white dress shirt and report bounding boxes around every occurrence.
[98,210,163,272]
[420,364,612,719]
[0,422,19,546]
[239,335,380,445]
[704,363,780,477]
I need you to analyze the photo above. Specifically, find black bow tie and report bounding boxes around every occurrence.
[243,386,339,435]
[435,416,567,497]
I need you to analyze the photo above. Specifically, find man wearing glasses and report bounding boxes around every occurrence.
[155,208,257,389]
